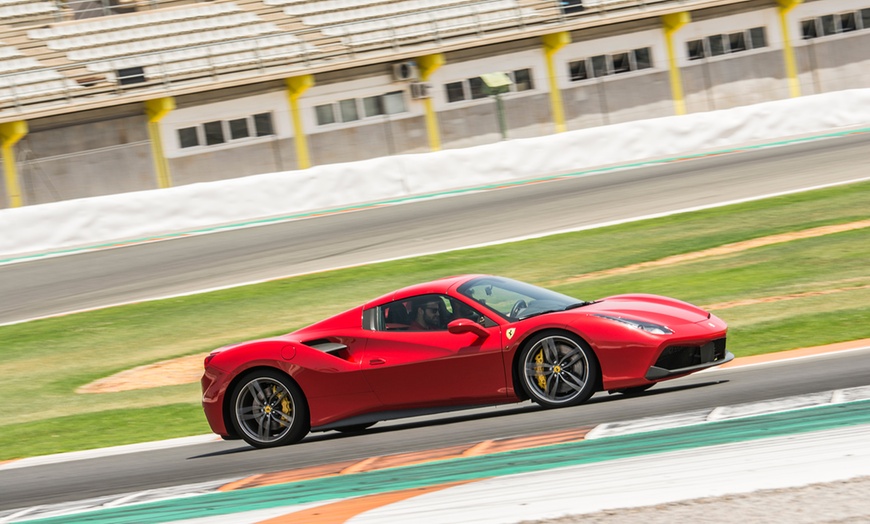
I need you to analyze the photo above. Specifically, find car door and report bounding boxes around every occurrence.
[360,295,507,409]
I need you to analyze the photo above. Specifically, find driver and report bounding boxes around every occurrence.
[409,296,442,330]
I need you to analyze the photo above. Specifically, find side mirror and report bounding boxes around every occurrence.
[447,318,489,338]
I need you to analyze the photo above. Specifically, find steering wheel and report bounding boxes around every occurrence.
[509,299,527,320]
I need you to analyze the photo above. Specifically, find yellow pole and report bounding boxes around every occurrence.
[285,75,314,169]
[417,53,445,151]
[144,97,176,189]
[778,0,803,98]
[542,32,571,133]
[0,121,28,208]
[662,12,691,116]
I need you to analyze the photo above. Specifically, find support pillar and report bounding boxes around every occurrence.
[144,97,175,189]
[542,32,571,133]
[0,121,28,208]
[662,12,691,116]
[417,53,445,151]
[285,75,314,169]
[778,0,803,98]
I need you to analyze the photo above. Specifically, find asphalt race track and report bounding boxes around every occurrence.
[1,131,868,324]
[2,349,870,513]
[1,131,869,518]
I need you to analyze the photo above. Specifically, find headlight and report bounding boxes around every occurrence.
[594,314,673,335]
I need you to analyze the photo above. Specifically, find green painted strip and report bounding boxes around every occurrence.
[3,127,868,266]
[29,399,870,524]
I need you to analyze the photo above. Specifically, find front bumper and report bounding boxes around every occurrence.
[645,337,733,380]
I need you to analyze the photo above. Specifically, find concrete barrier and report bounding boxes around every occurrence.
[2,88,869,259]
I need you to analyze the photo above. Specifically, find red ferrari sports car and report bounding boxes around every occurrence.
[202,275,732,448]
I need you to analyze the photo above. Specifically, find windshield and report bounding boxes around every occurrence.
[456,276,586,321]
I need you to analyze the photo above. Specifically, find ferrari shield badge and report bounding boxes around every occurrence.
[506,328,516,340]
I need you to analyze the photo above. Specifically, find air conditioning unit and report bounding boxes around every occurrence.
[392,61,419,82]
[409,82,431,99]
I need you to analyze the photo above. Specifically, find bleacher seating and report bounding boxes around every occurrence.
[26,2,307,78]
[0,0,59,23]
[0,44,82,104]
[298,0,540,46]
[141,34,312,79]
[29,3,243,40]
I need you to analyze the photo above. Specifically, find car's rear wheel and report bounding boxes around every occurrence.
[519,331,598,408]
[229,369,310,448]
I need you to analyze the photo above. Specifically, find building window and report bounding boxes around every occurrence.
[444,68,535,103]
[339,99,359,122]
[568,48,653,81]
[728,31,746,52]
[363,91,406,117]
[203,121,224,146]
[253,113,274,136]
[590,55,607,77]
[611,52,630,74]
[687,39,705,60]
[229,118,249,140]
[708,34,726,56]
[315,92,407,126]
[315,104,336,125]
[802,9,870,39]
[362,95,381,117]
[569,59,588,81]
[840,11,857,32]
[821,14,837,35]
[510,68,534,91]
[445,81,465,102]
[801,18,818,39]
[468,76,488,100]
[686,27,767,60]
[634,47,652,69]
[178,127,199,149]
[749,27,766,48]
[381,91,406,114]
[177,113,276,149]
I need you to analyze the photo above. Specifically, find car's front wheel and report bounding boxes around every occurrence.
[229,369,310,448]
[518,331,599,408]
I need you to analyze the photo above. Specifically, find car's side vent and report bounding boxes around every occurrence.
[306,339,349,359]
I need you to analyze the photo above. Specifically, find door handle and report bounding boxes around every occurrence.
[369,358,386,365]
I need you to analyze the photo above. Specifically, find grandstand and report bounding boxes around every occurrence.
[1,0,869,208]
[0,0,750,117]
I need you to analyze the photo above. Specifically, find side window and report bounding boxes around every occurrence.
[374,295,493,332]
[377,295,458,331]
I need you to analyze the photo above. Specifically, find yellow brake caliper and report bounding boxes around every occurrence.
[535,349,546,390]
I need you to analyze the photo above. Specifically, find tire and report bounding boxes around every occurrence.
[518,331,599,408]
[229,369,310,448]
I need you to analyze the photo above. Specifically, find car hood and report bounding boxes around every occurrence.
[580,294,711,326]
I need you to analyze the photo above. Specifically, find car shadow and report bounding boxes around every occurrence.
[591,379,729,403]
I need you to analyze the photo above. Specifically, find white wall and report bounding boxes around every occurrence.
[2,88,869,259]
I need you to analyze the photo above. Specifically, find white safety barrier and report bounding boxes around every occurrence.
[1,88,869,258]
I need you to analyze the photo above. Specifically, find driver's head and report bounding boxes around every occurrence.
[412,296,441,329]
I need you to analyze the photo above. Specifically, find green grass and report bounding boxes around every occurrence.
[1,180,868,460]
